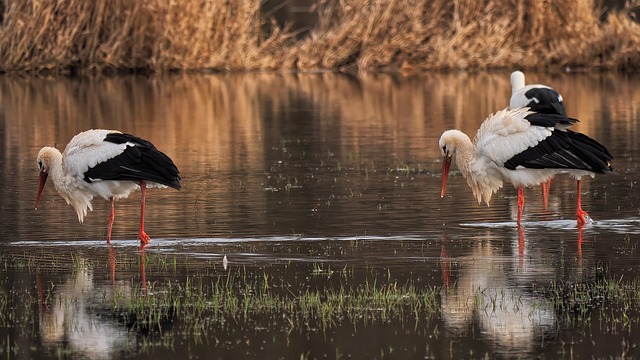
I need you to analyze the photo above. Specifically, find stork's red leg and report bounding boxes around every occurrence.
[106,197,115,244]
[576,180,590,224]
[138,181,151,244]
[517,187,525,225]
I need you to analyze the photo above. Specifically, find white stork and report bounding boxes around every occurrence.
[35,129,181,244]
[439,108,612,224]
[510,70,568,201]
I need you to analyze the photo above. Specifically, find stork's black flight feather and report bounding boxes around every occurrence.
[83,133,181,189]
[522,87,567,117]
[504,113,612,173]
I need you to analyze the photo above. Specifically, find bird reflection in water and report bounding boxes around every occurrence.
[439,230,556,356]
[439,223,589,355]
[107,244,148,295]
[108,245,117,287]
[577,223,586,276]
[37,256,134,358]
[35,244,156,358]
[140,244,148,296]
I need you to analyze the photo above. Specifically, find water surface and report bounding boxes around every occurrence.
[1,72,639,359]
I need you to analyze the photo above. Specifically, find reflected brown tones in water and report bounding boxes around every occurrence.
[1,72,640,359]
[2,72,639,241]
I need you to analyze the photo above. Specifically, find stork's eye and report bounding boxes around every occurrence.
[38,160,43,171]
[442,145,448,154]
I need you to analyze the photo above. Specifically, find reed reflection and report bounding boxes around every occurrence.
[0,72,637,242]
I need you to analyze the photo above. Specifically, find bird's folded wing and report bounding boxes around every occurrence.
[504,130,613,173]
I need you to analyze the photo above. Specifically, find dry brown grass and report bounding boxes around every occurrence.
[0,0,639,73]
[294,0,640,72]
[0,0,292,73]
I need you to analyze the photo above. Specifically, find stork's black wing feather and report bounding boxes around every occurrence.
[524,112,577,128]
[504,126,613,174]
[524,87,567,117]
[83,133,181,189]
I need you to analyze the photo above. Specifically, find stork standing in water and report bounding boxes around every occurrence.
[510,70,568,202]
[36,130,181,244]
[439,108,612,224]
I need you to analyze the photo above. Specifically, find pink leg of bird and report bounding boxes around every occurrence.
[138,181,151,244]
[517,187,525,224]
[576,180,590,225]
[106,197,115,244]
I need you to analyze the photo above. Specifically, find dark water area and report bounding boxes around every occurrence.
[0,72,639,359]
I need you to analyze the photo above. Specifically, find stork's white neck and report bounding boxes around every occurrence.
[39,146,94,222]
[452,134,475,178]
[510,71,525,94]
[452,133,502,206]
[45,148,65,190]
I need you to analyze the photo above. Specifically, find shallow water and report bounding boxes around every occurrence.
[1,72,640,359]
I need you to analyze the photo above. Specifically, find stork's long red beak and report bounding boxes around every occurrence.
[440,156,452,198]
[35,171,48,210]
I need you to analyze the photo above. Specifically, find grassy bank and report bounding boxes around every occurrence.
[1,0,639,73]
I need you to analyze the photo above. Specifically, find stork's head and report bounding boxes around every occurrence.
[36,147,57,173]
[35,147,60,210]
[438,130,467,198]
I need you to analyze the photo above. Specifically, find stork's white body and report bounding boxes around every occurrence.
[41,130,169,222]
[36,129,181,244]
[439,107,612,224]
[440,108,556,206]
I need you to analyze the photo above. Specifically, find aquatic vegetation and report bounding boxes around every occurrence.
[111,269,444,335]
[1,0,639,73]
[1,245,640,358]
[536,275,640,325]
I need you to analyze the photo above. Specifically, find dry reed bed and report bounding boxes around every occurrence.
[0,0,291,72]
[295,0,640,71]
[0,0,639,72]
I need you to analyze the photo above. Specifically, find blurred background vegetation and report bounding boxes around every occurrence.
[0,0,638,74]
